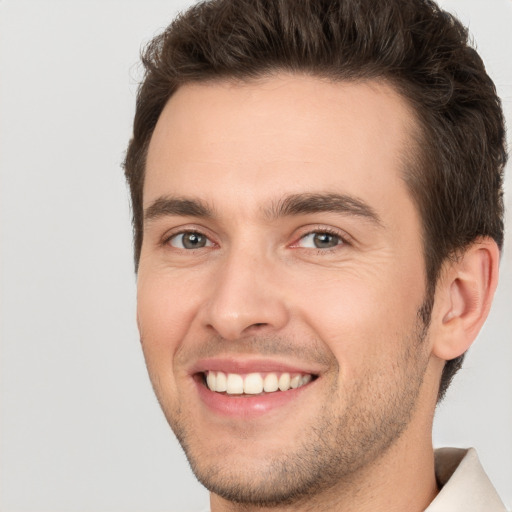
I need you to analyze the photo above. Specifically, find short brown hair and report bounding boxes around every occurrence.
[124,0,506,400]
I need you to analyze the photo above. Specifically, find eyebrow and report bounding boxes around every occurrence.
[144,192,382,226]
[265,193,382,225]
[144,196,214,223]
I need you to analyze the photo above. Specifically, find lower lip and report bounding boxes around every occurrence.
[195,377,314,418]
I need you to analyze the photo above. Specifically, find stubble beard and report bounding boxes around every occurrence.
[155,309,431,508]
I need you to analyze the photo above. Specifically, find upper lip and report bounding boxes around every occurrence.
[189,357,323,376]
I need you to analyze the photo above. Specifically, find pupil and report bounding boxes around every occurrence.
[314,233,337,248]
[184,233,205,249]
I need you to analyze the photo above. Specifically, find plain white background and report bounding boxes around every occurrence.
[0,1,510,510]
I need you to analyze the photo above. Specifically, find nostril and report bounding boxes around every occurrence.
[244,323,269,334]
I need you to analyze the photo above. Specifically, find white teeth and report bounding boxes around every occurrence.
[226,373,244,394]
[290,375,301,389]
[205,371,314,395]
[216,371,227,392]
[206,371,216,390]
[263,373,279,392]
[244,373,264,394]
[278,373,291,391]
[301,375,312,386]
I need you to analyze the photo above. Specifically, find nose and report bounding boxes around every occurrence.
[200,248,290,340]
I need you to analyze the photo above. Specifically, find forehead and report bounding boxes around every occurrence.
[144,74,419,217]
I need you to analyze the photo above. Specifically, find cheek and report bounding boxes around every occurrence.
[291,268,424,375]
[136,271,202,365]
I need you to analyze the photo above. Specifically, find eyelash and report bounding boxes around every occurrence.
[292,227,349,253]
[163,229,215,249]
[162,227,350,252]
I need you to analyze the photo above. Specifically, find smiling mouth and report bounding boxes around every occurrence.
[202,370,317,396]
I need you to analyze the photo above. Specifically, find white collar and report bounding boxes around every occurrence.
[426,447,507,511]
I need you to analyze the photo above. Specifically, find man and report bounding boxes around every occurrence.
[124,0,508,510]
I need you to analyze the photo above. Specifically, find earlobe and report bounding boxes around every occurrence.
[432,238,500,361]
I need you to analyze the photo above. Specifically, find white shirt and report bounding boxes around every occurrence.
[427,447,507,511]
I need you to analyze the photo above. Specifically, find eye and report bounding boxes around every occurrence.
[297,231,344,249]
[168,231,214,249]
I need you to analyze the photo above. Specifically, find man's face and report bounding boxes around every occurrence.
[137,75,435,505]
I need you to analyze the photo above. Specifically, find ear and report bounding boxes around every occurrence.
[431,238,500,361]
[136,309,144,345]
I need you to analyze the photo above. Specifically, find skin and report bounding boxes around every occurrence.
[136,74,498,511]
